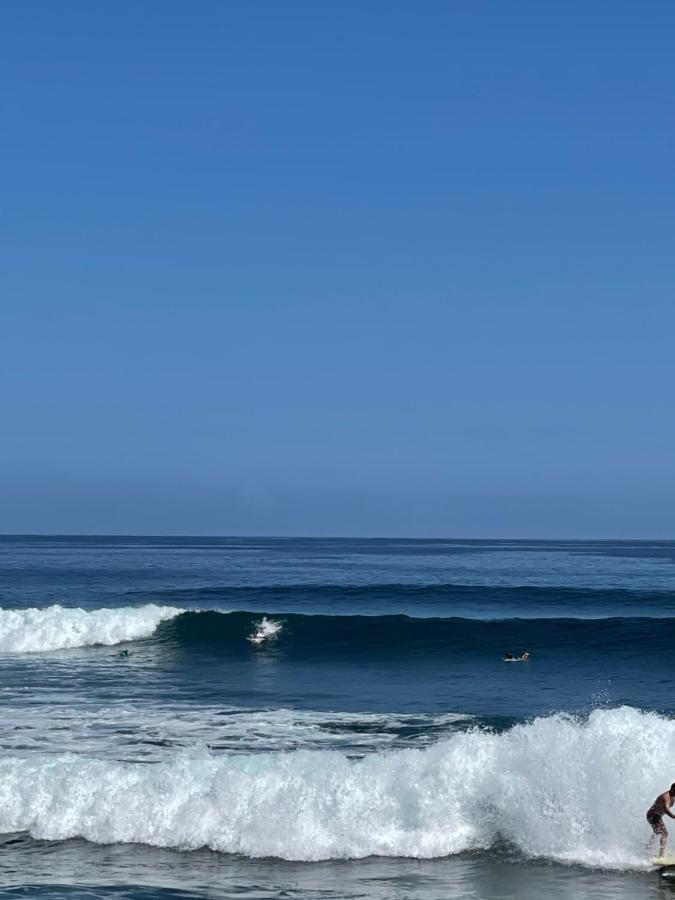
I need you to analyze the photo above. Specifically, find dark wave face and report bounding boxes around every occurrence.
[156,608,675,662]
[134,607,675,718]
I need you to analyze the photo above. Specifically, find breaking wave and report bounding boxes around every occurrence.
[0,706,667,868]
[0,604,182,653]
[2,604,675,659]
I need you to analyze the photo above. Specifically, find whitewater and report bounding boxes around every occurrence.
[0,604,182,652]
[0,706,666,868]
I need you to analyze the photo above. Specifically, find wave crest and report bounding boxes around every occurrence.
[0,604,182,652]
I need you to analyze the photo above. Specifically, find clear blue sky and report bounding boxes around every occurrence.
[2,1,674,537]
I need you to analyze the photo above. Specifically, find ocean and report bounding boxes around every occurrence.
[0,535,674,899]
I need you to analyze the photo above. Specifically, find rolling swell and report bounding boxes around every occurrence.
[3,604,674,659]
[158,609,675,660]
[135,582,675,619]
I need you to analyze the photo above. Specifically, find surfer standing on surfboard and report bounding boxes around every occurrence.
[646,784,675,857]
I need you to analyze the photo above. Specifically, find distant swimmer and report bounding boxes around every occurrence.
[503,652,530,662]
[646,784,675,857]
[117,649,130,658]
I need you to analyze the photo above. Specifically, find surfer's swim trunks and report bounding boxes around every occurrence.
[647,809,666,834]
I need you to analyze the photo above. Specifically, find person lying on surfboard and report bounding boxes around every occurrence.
[646,784,675,857]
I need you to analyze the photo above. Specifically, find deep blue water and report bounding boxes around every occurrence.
[0,536,674,898]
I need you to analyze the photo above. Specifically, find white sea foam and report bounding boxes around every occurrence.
[0,703,469,759]
[0,604,182,653]
[0,706,666,867]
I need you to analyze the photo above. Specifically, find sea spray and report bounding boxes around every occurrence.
[0,706,667,867]
[247,616,283,644]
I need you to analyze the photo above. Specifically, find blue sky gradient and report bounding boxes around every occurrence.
[2,1,674,536]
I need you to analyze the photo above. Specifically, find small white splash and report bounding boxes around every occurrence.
[247,616,283,645]
[0,604,183,653]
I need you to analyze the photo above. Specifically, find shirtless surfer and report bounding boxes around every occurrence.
[646,784,675,856]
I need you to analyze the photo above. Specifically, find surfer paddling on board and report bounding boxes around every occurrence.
[646,784,675,857]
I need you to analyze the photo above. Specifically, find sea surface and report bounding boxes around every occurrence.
[0,536,674,898]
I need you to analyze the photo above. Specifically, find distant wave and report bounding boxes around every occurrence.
[152,608,675,661]
[2,604,674,657]
[0,605,182,652]
[133,582,675,619]
[0,706,665,867]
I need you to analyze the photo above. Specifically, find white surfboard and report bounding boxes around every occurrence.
[650,857,675,866]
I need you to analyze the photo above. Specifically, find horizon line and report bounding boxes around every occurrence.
[0,533,673,543]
